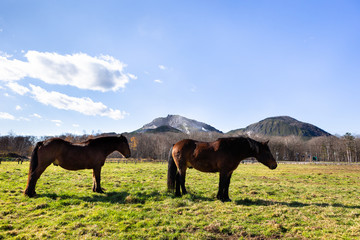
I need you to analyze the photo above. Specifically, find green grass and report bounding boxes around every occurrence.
[1,162,360,239]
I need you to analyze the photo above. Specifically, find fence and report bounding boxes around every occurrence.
[105,158,166,164]
[1,157,360,166]
[241,159,360,165]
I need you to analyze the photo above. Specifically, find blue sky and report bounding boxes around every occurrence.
[0,0,359,136]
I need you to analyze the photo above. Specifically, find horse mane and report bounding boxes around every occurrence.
[217,136,255,143]
[217,136,260,154]
[83,136,113,145]
[245,137,260,154]
[83,135,127,146]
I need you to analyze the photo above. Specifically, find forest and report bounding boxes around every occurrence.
[0,131,359,163]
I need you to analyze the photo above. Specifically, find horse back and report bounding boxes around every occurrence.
[38,138,101,170]
[172,139,222,173]
[172,139,197,162]
[173,138,243,173]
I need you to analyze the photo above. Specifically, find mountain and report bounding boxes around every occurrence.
[228,116,331,138]
[136,114,222,134]
[140,125,182,134]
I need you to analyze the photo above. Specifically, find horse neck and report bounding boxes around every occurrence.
[91,138,120,156]
[245,138,260,159]
[234,138,258,160]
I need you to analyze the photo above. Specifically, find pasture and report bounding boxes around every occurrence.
[1,161,360,239]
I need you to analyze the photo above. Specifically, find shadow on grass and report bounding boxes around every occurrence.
[181,193,215,202]
[36,191,127,203]
[37,190,215,204]
[235,197,360,209]
[37,190,167,204]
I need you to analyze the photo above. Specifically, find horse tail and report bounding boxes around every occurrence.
[167,145,177,192]
[28,141,42,176]
[24,141,43,197]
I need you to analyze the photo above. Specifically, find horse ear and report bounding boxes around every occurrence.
[263,140,269,145]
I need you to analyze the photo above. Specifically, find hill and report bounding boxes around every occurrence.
[140,125,182,134]
[135,114,222,134]
[228,116,331,138]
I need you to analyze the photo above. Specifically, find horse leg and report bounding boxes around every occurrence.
[222,172,233,202]
[217,172,226,201]
[92,167,104,193]
[25,163,51,197]
[175,171,181,197]
[178,168,187,195]
[217,172,232,202]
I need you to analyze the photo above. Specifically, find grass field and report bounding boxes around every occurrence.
[1,161,360,239]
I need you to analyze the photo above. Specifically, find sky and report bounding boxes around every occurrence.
[0,0,359,136]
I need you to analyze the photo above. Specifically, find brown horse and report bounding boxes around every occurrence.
[24,135,131,197]
[167,137,277,202]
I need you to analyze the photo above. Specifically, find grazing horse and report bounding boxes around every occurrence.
[24,135,131,197]
[167,137,277,202]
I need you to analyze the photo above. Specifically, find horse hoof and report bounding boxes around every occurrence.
[96,188,105,194]
[24,190,36,197]
[24,191,36,198]
[222,198,232,202]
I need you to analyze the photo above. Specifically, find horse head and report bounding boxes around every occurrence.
[118,134,131,158]
[255,140,277,170]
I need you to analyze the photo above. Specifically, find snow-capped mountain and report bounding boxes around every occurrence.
[136,115,222,134]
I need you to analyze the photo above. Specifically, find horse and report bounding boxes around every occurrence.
[167,136,277,202]
[17,158,24,164]
[24,135,131,197]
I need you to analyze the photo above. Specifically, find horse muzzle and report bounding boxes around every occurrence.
[269,163,277,170]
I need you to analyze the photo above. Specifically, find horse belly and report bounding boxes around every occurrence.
[193,165,218,173]
[58,155,92,170]
[59,162,86,171]
[190,157,219,173]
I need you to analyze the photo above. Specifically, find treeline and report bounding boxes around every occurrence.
[125,132,360,163]
[0,135,36,158]
[0,134,89,159]
[0,132,359,162]
[267,133,360,162]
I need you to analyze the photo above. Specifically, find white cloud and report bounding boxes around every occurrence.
[0,112,15,120]
[0,55,29,81]
[30,84,127,120]
[158,65,166,70]
[16,105,22,110]
[31,113,42,118]
[0,51,135,92]
[19,117,30,121]
[51,119,63,127]
[6,82,29,95]
[154,79,163,84]
[127,73,137,80]
[72,124,80,128]
[0,112,28,121]
[0,51,11,58]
